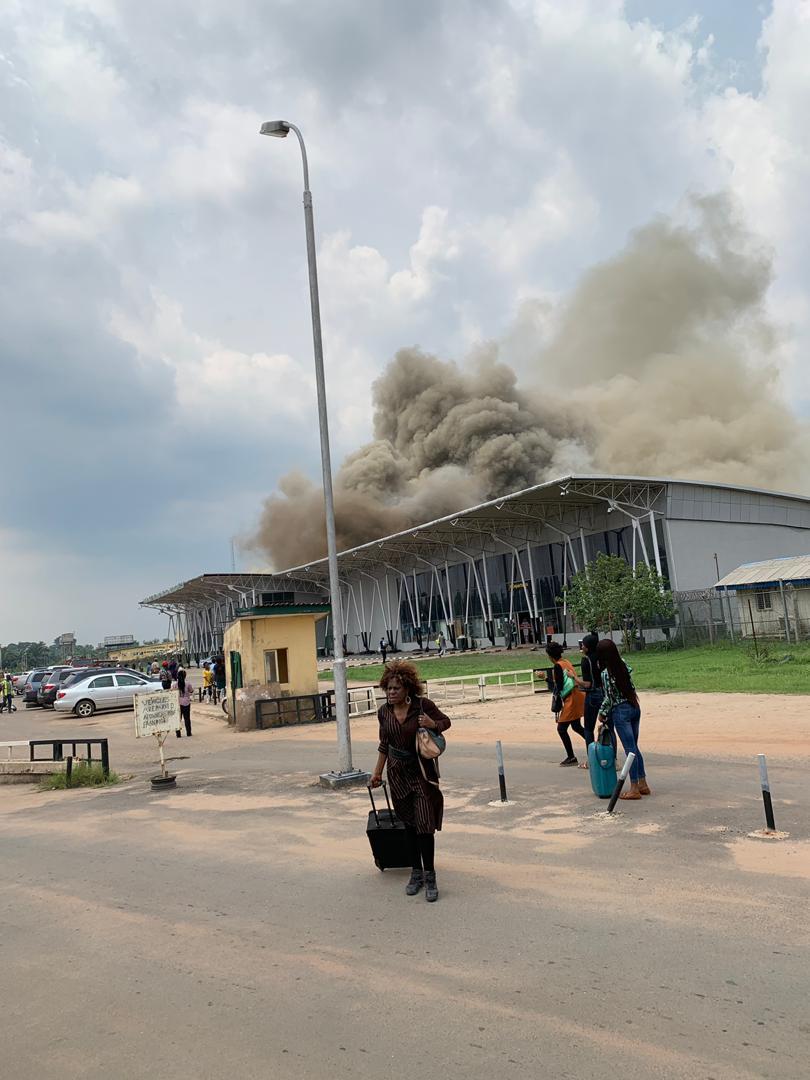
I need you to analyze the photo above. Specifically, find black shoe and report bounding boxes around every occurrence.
[405,869,424,896]
[559,756,578,766]
[424,871,438,902]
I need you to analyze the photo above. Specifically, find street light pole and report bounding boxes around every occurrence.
[260,120,368,788]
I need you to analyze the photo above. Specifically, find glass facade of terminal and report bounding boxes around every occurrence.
[397,521,669,644]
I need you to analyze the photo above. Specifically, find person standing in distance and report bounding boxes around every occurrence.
[370,660,451,902]
[596,639,649,799]
[0,673,12,713]
[173,668,193,738]
[213,656,226,700]
[379,638,387,665]
[202,662,214,701]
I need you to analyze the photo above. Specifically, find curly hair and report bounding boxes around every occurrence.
[379,659,424,698]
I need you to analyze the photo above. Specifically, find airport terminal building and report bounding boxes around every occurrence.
[142,475,810,657]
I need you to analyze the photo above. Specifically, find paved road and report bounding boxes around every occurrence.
[1,701,808,1079]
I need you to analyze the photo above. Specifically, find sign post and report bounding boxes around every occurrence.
[134,690,180,788]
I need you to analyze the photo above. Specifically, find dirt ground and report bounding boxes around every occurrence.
[1,691,808,1079]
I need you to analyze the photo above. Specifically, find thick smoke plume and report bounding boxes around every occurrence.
[250,195,807,568]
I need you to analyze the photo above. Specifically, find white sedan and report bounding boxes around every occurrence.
[54,671,164,718]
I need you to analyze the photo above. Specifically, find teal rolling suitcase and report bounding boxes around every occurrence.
[588,724,616,798]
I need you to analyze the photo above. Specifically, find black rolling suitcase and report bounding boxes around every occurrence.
[366,782,411,871]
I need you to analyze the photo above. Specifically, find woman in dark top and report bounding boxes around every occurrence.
[370,660,451,902]
[576,633,606,759]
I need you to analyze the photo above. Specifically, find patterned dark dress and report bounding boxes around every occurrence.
[377,696,451,835]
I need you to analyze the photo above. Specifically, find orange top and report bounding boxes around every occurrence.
[555,657,585,724]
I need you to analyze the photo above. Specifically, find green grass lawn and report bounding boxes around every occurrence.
[323,641,810,695]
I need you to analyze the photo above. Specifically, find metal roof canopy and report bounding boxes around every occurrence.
[141,573,293,610]
[141,475,674,612]
[141,473,810,611]
[715,554,810,591]
[140,474,810,658]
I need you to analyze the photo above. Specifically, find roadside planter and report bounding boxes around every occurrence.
[134,690,179,789]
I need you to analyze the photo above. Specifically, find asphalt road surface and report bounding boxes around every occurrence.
[1,696,808,1079]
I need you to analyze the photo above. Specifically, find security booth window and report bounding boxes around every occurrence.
[264,649,289,684]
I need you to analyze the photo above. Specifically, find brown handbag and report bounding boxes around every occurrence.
[416,725,445,760]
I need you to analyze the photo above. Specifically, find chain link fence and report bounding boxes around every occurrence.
[629,588,806,647]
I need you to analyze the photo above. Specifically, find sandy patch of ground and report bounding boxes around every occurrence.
[411,690,810,760]
[728,837,810,878]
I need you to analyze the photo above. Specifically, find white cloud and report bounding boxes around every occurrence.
[474,157,599,274]
[318,204,459,319]
[160,100,282,203]
[109,289,315,429]
[704,0,810,400]
[0,139,32,215]
[9,173,144,248]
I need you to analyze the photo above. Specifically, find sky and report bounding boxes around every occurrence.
[2,0,809,645]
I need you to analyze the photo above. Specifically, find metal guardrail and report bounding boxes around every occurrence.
[28,738,110,777]
[425,668,551,704]
[347,686,378,717]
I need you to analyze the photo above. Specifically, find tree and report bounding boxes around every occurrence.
[1,641,49,669]
[563,554,674,648]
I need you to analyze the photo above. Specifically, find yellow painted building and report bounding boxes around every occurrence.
[222,604,330,698]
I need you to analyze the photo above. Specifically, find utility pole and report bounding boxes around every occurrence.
[260,119,369,789]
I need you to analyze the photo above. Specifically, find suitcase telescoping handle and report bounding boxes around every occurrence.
[367,780,394,827]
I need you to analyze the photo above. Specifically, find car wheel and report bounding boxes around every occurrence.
[75,699,96,718]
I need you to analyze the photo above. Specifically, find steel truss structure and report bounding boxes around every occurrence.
[141,475,674,657]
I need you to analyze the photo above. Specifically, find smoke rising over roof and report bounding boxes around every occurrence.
[248,195,808,568]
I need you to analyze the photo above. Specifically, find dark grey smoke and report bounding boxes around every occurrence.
[248,195,807,568]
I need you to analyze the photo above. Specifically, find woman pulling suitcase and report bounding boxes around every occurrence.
[370,660,451,902]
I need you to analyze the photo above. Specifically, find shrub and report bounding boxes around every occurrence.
[39,763,120,790]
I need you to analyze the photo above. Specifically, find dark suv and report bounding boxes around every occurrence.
[24,669,51,706]
[39,668,91,708]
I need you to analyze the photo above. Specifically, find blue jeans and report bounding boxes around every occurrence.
[610,703,644,783]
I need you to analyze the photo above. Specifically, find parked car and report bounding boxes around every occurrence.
[39,667,94,708]
[13,672,31,693]
[54,671,161,718]
[58,666,155,690]
[37,666,80,708]
[24,669,51,706]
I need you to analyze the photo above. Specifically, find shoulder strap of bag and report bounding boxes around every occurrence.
[417,753,440,787]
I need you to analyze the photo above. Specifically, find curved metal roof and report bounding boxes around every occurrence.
[141,473,810,610]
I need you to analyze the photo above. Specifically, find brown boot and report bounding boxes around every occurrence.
[638,779,651,796]
[620,782,642,801]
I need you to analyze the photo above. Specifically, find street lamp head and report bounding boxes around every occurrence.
[260,120,290,137]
